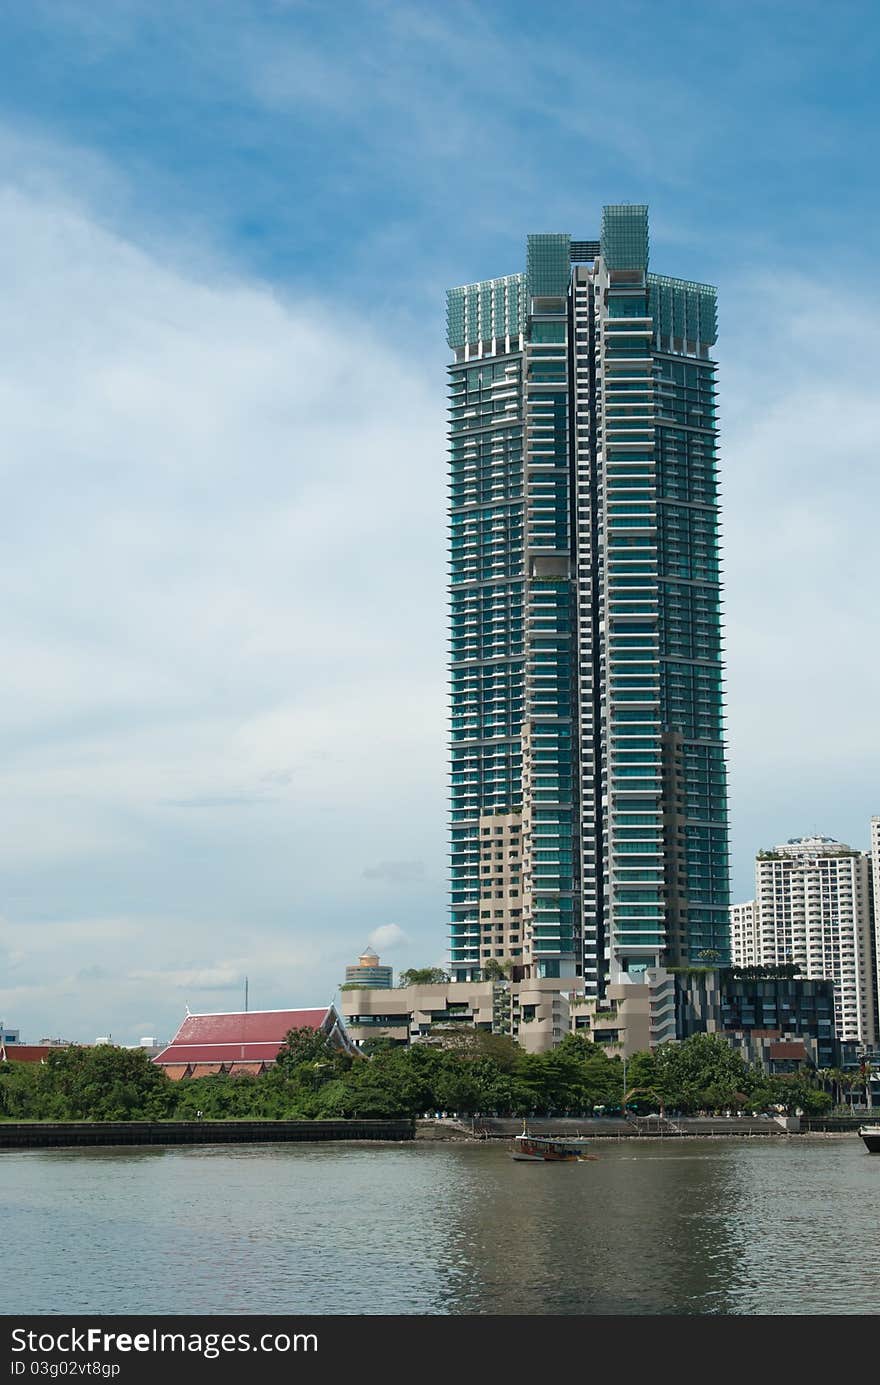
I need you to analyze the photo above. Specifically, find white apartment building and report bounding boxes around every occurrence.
[744,836,876,1046]
[729,900,758,968]
[871,817,880,1038]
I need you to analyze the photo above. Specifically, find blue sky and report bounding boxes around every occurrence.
[0,0,878,1042]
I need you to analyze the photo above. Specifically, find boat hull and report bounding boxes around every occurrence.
[859,1127,880,1153]
[511,1135,596,1162]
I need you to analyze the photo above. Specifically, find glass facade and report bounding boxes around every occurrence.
[447,205,729,992]
[677,972,839,1070]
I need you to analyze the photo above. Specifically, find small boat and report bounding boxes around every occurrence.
[511,1131,598,1162]
[859,1125,880,1154]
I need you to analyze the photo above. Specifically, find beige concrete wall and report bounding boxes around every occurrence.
[340,976,570,1053]
[477,812,525,969]
[513,977,570,1052]
[566,968,675,1056]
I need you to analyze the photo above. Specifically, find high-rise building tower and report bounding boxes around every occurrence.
[729,900,759,968]
[745,835,875,1045]
[447,206,729,995]
[866,816,879,1043]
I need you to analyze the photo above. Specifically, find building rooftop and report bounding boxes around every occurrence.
[0,1045,56,1063]
[764,836,857,858]
[153,1006,348,1067]
[768,1040,808,1061]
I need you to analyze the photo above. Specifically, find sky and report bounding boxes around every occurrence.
[0,0,878,1043]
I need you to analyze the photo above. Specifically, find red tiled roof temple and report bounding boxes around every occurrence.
[0,1045,55,1063]
[152,1007,341,1067]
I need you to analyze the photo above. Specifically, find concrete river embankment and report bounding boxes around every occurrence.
[0,1118,415,1148]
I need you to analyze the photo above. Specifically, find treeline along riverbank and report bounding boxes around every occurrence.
[0,1026,843,1124]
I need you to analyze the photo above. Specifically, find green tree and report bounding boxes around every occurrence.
[397,968,450,987]
[619,1035,753,1115]
[0,1046,175,1122]
[273,1026,351,1084]
[0,1060,45,1118]
[481,959,516,981]
[768,1074,832,1116]
[358,1036,401,1057]
[430,1029,521,1072]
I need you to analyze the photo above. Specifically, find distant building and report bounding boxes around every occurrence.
[0,1045,57,1064]
[870,817,880,1044]
[729,901,758,968]
[343,948,393,990]
[736,836,877,1046]
[0,1027,20,1046]
[152,1005,356,1080]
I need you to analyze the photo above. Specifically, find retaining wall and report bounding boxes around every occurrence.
[0,1119,415,1148]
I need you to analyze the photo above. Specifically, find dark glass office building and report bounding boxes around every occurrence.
[677,970,840,1070]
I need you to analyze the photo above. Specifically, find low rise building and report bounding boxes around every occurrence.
[341,955,868,1074]
[568,964,857,1071]
[342,964,679,1057]
[340,976,569,1053]
[676,967,842,1071]
[342,962,682,1059]
[0,1044,58,1064]
[153,1005,356,1080]
[569,965,677,1056]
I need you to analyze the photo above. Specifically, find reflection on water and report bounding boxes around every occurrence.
[2,1138,878,1315]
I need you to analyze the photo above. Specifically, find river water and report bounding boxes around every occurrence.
[3,1137,878,1315]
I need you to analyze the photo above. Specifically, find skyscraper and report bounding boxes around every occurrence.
[447,206,729,996]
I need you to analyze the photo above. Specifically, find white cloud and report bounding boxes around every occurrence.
[0,129,877,1037]
[722,273,880,891]
[126,965,244,992]
[367,923,409,952]
[0,148,448,1041]
[362,861,426,885]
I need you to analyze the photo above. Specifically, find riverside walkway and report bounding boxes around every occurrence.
[463,1114,795,1138]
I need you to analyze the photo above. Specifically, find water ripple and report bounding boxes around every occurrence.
[2,1137,878,1315]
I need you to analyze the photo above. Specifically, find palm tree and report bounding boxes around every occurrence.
[839,1071,859,1113]
[825,1068,846,1109]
